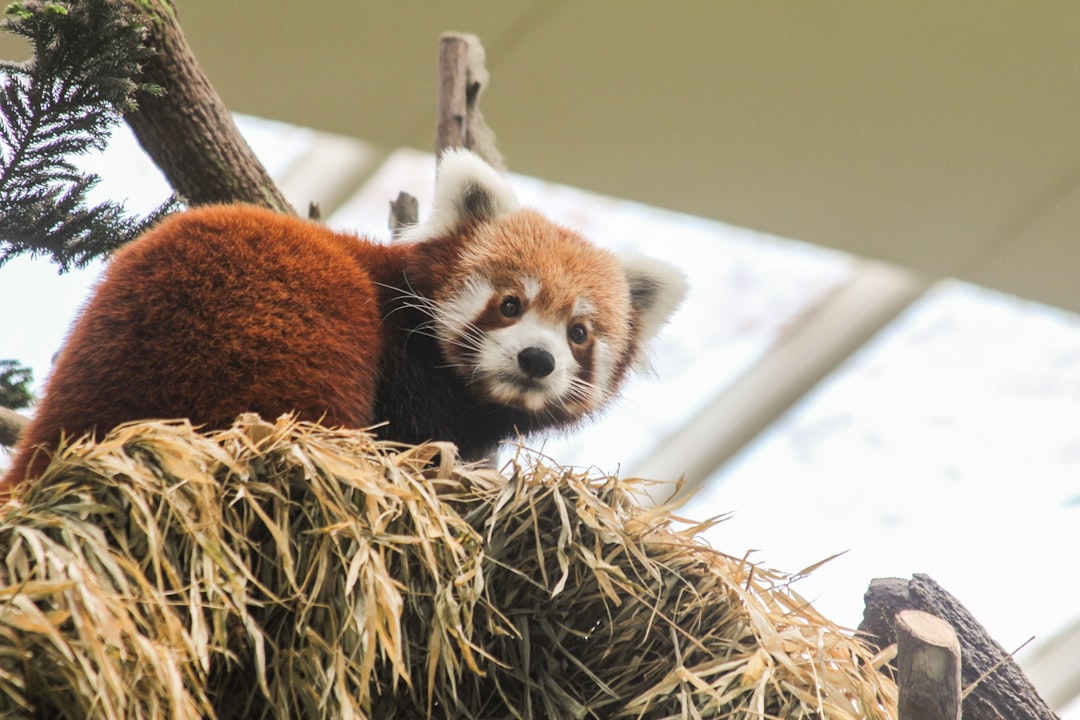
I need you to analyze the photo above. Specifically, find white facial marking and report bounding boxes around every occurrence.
[436,280,616,415]
[523,276,541,301]
[591,338,616,402]
[436,276,493,343]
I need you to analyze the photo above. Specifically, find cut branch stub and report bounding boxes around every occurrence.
[389,192,419,237]
[436,34,470,155]
[896,610,962,720]
[390,34,505,237]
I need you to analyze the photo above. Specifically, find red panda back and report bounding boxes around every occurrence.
[2,205,388,490]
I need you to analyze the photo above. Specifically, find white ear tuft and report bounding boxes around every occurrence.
[398,149,519,242]
[620,254,688,355]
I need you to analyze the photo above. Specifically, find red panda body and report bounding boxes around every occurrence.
[2,151,686,492]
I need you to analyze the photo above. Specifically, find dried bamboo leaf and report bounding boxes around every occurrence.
[0,414,896,719]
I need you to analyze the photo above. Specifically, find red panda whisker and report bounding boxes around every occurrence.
[438,329,487,355]
[400,312,487,355]
[385,298,438,321]
[566,377,616,407]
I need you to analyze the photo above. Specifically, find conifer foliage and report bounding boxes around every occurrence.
[0,0,177,271]
[0,359,32,410]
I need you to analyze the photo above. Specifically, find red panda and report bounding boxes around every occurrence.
[1,150,686,492]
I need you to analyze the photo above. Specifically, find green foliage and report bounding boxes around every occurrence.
[0,0,178,271]
[0,359,33,410]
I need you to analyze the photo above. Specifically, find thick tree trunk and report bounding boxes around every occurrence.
[121,0,294,214]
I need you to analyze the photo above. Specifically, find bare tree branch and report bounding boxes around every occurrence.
[122,0,295,214]
[436,33,502,168]
[0,407,28,448]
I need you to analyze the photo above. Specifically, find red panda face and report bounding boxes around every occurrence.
[432,211,634,419]
[399,148,687,429]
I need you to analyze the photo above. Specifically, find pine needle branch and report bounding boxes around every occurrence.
[0,0,179,271]
[0,359,32,410]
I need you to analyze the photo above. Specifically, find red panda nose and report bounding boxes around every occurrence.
[518,347,556,378]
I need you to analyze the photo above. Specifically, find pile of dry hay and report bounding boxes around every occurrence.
[0,414,897,719]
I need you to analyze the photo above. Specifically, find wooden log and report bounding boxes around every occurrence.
[435,33,504,168]
[860,574,1059,720]
[896,610,962,720]
[436,34,470,156]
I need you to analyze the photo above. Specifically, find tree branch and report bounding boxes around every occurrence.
[896,609,962,720]
[0,407,28,448]
[436,32,502,168]
[122,0,294,214]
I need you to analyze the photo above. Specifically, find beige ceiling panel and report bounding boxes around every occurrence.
[970,168,1080,315]
[483,3,1080,278]
[174,0,550,152]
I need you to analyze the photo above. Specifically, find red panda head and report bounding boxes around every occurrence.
[402,149,687,423]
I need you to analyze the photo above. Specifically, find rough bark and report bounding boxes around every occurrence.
[860,574,1059,720]
[122,0,295,214]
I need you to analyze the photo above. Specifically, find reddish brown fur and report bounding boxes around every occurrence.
[3,202,658,495]
[2,206,401,491]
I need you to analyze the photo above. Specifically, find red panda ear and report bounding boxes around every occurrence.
[619,254,688,359]
[398,149,520,243]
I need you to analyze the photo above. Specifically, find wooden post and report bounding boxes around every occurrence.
[435,33,503,167]
[392,34,504,237]
[896,609,962,720]
[436,34,471,156]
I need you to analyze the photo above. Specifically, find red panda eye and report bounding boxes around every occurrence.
[569,323,588,344]
[500,296,522,318]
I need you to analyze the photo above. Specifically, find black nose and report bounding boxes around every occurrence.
[517,347,555,378]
